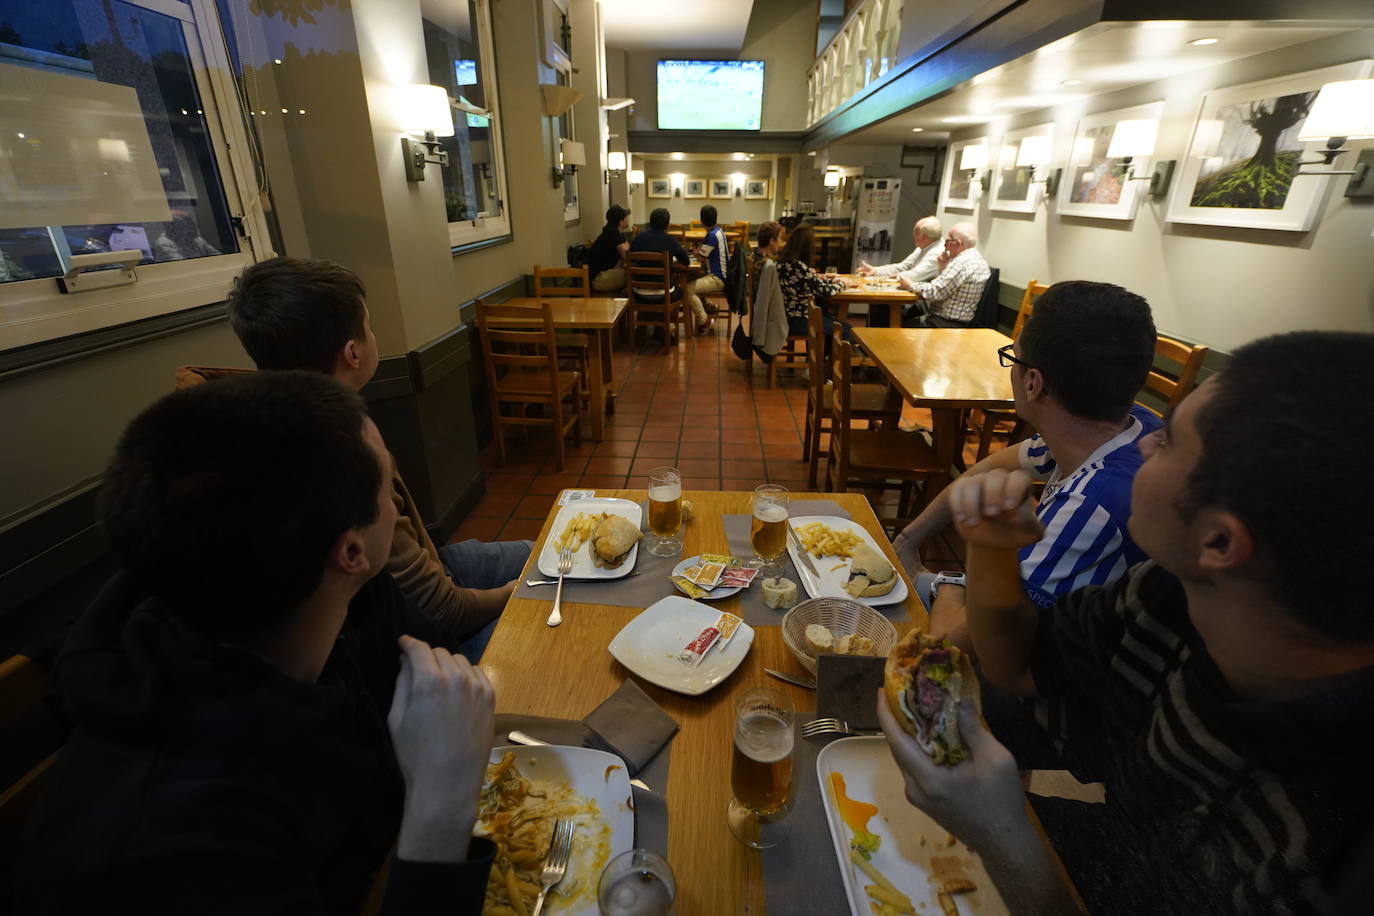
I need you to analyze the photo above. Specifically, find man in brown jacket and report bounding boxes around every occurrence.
[183,257,526,661]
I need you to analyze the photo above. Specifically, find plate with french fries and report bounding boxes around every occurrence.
[785,516,909,607]
[537,498,643,579]
[478,744,634,915]
[816,737,1008,916]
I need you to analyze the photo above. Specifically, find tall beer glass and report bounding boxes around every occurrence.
[727,687,795,849]
[747,484,789,574]
[646,467,683,558]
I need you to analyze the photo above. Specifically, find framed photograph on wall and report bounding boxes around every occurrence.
[1166,60,1372,232]
[647,178,671,199]
[744,178,770,199]
[710,178,732,199]
[683,178,706,198]
[990,124,1052,213]
[1056,101,1163,220]
[940,137,988,210]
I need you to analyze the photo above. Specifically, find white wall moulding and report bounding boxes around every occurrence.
[1166,60,1374,232]
[1056,101,1165,221]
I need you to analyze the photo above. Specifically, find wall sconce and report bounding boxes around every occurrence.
[731,172,746,197]
[628,169,645,192]
[554,139,586,187]
[1295,79,1374,199]
[823,168,842,189]
[1015,136,1060,197]
[960,143,990,191]
[606,150,627,181]
[1106,118,1174,196]
[399,84,453,182]
[670,172,685,197]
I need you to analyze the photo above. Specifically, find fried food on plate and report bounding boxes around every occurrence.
[845,544,896,598]
[591,514,641,568]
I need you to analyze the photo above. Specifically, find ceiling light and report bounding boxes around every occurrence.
[910,127,924,133]
[671,152,684,160]
[1188,37,1218,46]
[1060,79,1082,87]
[942,114,993,124]
[273,58,283,64]
[823,169,841,189]
[807,150,817,156]
[733,152,746,160]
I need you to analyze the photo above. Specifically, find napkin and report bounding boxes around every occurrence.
[815,654,886,733]
[582,680,679,776]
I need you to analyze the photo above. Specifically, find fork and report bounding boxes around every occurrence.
[546,546,573,627]
[802,717,877,738]
[531,818,574,916]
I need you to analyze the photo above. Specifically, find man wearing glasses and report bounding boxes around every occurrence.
[894,281,1161,642]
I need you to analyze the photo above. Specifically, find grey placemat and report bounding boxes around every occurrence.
[761,715,851,916]
[721,499,851,627]
[493,713,670,856]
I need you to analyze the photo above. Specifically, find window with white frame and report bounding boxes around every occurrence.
[421,0,510,249]
[0,0,266,353]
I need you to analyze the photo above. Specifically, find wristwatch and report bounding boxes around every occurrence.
[928,571,966,606]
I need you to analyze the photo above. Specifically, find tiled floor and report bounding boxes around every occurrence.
[450,320,1003,571]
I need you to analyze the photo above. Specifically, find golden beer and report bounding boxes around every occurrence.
[647,484,682,537]
[731,711,794,815]
[750,502,788,561]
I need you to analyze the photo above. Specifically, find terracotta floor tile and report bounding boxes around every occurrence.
[761,428,800,445]
[493,450,549,473]
[584,456,635,475]
[578,474,629,490]
[470,490,518,519]
[551,456,589,475]
[484,472,534,493]
[527,473,582,496]
[722,459,767,479]
[758,412,798,430]
[676,458,720,477]
[513,492,557,519]
[635,441,679,459]
[720,414,758,429]
[630,456,671,476]
[722,428,761,444]
[593,440,640,457]
[640,425,681,442]
[607,411,646,428]
[680,427,719,442]
[448,515,506,544]
[722,442,763,460]
[500,517,548,541]
[722,478,758,491]
[604,426,646,441]
[679,476,721,491]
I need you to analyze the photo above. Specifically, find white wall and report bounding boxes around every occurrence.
[938,29,1374,352]
[630,158,778,225]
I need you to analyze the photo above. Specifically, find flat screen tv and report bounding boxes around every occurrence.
[657,60,764,131]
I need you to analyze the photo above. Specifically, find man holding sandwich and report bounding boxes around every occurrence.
[879,331,1374,915]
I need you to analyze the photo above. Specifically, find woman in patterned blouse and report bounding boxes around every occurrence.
[775,224,855,341]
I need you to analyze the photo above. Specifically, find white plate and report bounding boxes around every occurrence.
[816,737,1008,916]
[670,555,744,600]
[538,498,643,579]
[480,744,635,916]
[786,516,909,607]
[608,596,755,696]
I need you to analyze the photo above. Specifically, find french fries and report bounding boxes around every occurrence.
[554,511,604,552]
[797,522,865,559]
[851,849,915,915]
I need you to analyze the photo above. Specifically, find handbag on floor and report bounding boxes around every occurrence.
[731,322,753,361]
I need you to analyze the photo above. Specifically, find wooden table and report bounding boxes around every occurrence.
[481,490,924,915]
[829,274,920,327]
[496,297,627,441]
[853,327,1014,493]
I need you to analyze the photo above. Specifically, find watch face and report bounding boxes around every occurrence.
[936,571,964,581]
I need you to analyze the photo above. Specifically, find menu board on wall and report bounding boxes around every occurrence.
[852,177,901,271]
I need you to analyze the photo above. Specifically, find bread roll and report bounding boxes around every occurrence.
[804,623,834,654]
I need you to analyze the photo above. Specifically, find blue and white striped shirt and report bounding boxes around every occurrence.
[701,225,729,280]
[1017,405,1162,608]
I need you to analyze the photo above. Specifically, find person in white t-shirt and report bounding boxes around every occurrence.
[857,216,942,284]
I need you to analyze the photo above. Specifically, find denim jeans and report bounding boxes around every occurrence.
[437,538,532,663]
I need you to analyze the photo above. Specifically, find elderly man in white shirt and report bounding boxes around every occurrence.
[899,222,991,327]
[857,216,943,285]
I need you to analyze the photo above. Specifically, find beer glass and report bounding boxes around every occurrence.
[598,849,676,916]
[747,484,789,574]
[727,687,795,849]
[646,467,683,558]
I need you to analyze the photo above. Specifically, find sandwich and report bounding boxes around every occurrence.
[845,544,897,598]
[883,631,979,766]
[591,514,641,568]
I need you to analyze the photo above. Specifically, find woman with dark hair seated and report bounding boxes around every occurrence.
[775,224,855,342]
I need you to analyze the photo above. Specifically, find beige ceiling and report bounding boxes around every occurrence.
[600,0,756,51]
[839,21,1348,148]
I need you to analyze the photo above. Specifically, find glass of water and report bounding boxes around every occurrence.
[598,849,676,916]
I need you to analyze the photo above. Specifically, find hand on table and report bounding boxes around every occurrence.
[389,635,495,862]
[949,469,1045,551]
[897,276,914,291]
[857,262,874,276]
[891,524,931,581]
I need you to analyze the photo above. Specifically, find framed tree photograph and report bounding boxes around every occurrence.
[683,178,706,198]
[990,124,1052,213]
[744,178,770,199]
[1166,60,1372,232]
[647,178,671,199]
[710,178,732,199]
[940,137,988,210]
[1056,101,1164,220]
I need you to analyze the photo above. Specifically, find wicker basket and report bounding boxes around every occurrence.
[781,596,898,675]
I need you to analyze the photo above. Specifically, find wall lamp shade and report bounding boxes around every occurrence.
[607,151,628,172]
[959,143,988,171]
[629,169,645,186]
[541,83,583,117]
[1298,80,1374,140]
[823,169,841,188]
[398,84,454,137]
[561,139,587,167]
[1107,119,1158,159]
[1015,136,1051,168]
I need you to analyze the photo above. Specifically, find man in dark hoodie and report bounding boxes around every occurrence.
[16,371,496,914]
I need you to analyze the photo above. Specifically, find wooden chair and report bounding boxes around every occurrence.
[969,279,1050,461]
[803,306,902,489]
[1138,334,1209,416]
[1,654,57,867]
[475,300,582,470]
[532,265,593,395]
[824,336,944,526]
[626,250,687,350]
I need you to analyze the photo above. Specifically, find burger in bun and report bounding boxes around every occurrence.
[883,630,979,766]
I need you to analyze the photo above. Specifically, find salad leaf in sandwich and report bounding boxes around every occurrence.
[883,630,980,766]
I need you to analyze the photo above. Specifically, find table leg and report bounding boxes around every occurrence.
[588,329,608,440]
[925,407,963,500]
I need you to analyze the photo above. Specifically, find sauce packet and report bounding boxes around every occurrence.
[678,626,720,666]
[671,575,710,599]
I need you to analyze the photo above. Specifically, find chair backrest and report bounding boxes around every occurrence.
[1011,279,1051,338]
[533,264,590,298]
[1,654,57,864]
[828,332,855,485]
[475,300,560,394]
[1141,335,1210,415]
[971,266,1001,328]
[806,305,827,404]
[626,250,673,301]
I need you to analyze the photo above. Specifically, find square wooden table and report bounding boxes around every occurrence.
[853,327,1015,495]
[828,274,919,327]
[497,297,627,440]
[481,490,923,915]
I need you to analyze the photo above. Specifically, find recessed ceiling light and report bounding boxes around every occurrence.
[1060,79,1082,87]
[732,152,746,160]
[1189,37,1219,46]
[671,152,684,160]
[911,127,924,132]
[942,115,993,124]
[807,150,817,156]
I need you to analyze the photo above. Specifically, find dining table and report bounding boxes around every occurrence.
[493,296,627,441]
[481,489,924,915]
[852,327,1015,496]
[828,274,920,327]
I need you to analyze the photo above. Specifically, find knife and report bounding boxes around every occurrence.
[786,522,822,585]
[764,667,817,690]
[506,730,653,793]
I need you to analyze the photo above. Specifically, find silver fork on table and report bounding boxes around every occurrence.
[531,817,574,916]
[802,717,876,739]
[546,545,573,627]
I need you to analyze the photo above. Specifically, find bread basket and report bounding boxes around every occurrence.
[781,596,899,675]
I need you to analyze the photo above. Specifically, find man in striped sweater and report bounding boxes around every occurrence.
[879,331,1374,915]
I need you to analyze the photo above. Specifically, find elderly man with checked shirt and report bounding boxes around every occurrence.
[897,221,991,327]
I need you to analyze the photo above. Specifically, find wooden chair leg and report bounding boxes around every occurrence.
[803,409,814,462]
[494,418,507,467]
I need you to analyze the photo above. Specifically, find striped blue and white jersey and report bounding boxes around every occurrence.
[1016,405,1162,608]
[701,225,729,280]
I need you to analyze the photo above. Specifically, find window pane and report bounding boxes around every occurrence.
[422,2,503,225]
[0,0,238,284]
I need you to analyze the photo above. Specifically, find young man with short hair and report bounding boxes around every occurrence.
[880,330,1374,916]
[18,371,496,913]
[684,204,726,334]
[187,257,527,662]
